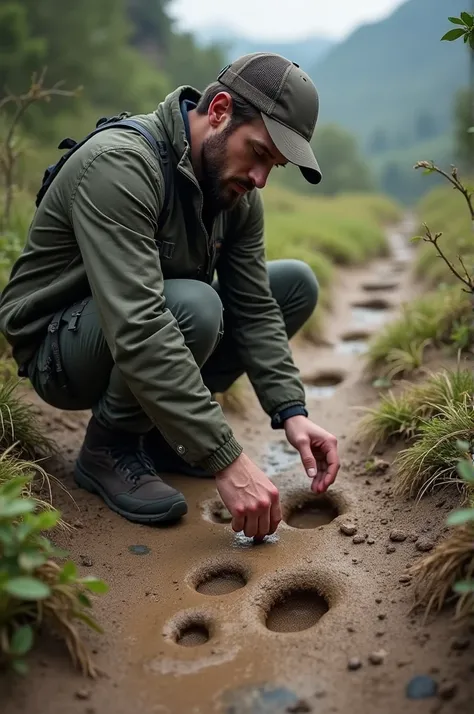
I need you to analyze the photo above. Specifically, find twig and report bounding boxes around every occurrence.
[420,224,474,293]
[414,161,474,226]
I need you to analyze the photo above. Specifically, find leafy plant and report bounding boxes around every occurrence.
[441,13,474,50]
[0,466,108,676]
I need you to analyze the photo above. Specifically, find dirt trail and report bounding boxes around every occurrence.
[2,215,474,714]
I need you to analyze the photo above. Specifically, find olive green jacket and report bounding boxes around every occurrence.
[0,86,306,471]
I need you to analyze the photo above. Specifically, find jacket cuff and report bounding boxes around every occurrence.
[198,435,243,473]
[271,404,308,429]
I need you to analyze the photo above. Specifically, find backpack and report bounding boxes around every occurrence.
[36,114,174,257]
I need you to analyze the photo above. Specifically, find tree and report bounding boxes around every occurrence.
[367,128,389,155]
[311,124,375,196]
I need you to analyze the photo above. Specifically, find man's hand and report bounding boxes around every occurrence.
[284,415,339,493]
[215,453,281,539]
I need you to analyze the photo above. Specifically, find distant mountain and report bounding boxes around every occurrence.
[309,0,469,155]
[193,24,335,71]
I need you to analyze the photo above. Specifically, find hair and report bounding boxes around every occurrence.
[195,81,260,131]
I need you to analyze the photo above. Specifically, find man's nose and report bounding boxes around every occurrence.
[248,165,271,190]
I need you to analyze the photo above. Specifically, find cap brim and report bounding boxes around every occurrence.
[261,113,322,185]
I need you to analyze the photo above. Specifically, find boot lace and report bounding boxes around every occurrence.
[110,444,158,484]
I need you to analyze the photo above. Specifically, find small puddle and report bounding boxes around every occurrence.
[350,299,391,327]
[260,440,300,478]
[335,331,370,355]
[303,371,344,399]
[265,589,329,633]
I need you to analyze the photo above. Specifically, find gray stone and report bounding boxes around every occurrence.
[405,675,438,699]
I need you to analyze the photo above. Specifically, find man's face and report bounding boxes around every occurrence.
[200,114,288,212]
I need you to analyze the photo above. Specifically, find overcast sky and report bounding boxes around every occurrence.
[170,0,407,40]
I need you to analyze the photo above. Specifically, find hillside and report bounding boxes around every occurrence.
[193,24,335,70]
[310,0,468,154]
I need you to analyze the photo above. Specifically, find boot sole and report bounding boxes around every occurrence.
[73,463,188,524]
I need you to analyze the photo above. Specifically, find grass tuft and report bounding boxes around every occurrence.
[365,286,473,378]
[394,398,474,499]
[0,380,56,459]
[358,368,474,450]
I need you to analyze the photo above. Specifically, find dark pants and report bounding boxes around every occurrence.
[28,259,318,433]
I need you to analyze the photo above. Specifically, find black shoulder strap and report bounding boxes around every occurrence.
[36,118,173,242]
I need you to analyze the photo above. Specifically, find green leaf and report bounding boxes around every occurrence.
[441,28,466,41]
[453,580,474,594]
[410,235,423,243]
[1,477,31,499]
[446,508,474,526]
[460,12,474,27]
[60,560,77,582]
[34,509,60,531]
[10,625,34,656]
[19,551,48,572]
[457,460,474,483]
[11,658,29,676]
[77,592,92,608]
[372,377,392,388]
[3,576,51,600]
[0,499,36,518]
[448,16,465,26]
[456,439,471,452]
[80,577,109,594]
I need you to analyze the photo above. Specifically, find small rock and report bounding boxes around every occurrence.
[381,518,388,525]
[340,523,358,536]
[399,575,411,584]
[80,555,93,567]
[375,598,382,604]
[390,530,407,542]
[416,539,435,552]
[406,675,438,699]
[75,689,91,700]
[73,520,84,529]
[438,681,458,701]
[286,700,312,713]
[348,657,362,671]
[353,535,366,544]
[369,650,386,665]
[347,625,355,633]
[367,538,375,545]
[386,545,396,554]
[376,630,385,637]
[450,637,470,651]
[408,533,419,543]
[378,613,387,620]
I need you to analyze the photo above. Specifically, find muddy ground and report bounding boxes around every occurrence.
[1,216,474,714]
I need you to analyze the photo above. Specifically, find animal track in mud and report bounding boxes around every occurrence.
[335,330,371,355]
[303,370,344,399]
[191,562,248,596]
[350,298,392,327]
[201,497,232,524]
[265,587,329,633]
[283,491,341,529]
[165,611,213,647]
[362,281,399,292]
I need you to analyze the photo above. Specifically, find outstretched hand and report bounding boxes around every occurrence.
[284,415,340,493]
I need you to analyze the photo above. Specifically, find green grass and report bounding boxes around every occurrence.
[358,368,474,450]
[0,380,56,460]
[365,285,473,379]
[394,399,474,500]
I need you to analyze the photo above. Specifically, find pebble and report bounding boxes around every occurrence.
[408,533,419,543]
[378,613,387,621]
[75,689,91,700]
[286,699,312,713]
[369,650,386,665]
[340,523,358,536]
[381,518,388,525]
[438,681,458,700]
[80,555,93,567]
[367,538,375,545]
[390,530,407,542]
[416,539,435,552]
[386,545,396,554]
[399,575,411,583]
[353,535,366,544]
[348,657,362,671]
[375,598,382,604]
[405,675,438,699]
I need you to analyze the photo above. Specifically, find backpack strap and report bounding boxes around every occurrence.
[36,117,174,258]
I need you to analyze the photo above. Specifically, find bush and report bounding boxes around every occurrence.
[365,285,473,378]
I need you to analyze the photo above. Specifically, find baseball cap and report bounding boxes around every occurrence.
[217,52,321,185]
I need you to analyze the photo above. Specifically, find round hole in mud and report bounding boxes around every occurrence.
[362,281,398,292]
[176,623,210,647]
[285,494,339,529]
[304,371,344,399]
[265,588,329,633]
[351,298,391,310]
[336,330,371,355]
[195,566,247,596]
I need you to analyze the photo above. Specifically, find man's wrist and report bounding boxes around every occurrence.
[271,404,308,429]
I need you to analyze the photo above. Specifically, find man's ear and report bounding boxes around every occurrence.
[208,92,233,129]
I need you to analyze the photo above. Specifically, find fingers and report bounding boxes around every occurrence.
[297,439,318,479]
[269,496,282,535]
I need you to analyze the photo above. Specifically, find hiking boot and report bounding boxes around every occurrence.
[74,417,188,524]
[143,428,213,478]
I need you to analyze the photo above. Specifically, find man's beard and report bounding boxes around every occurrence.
[199,127,253,213]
